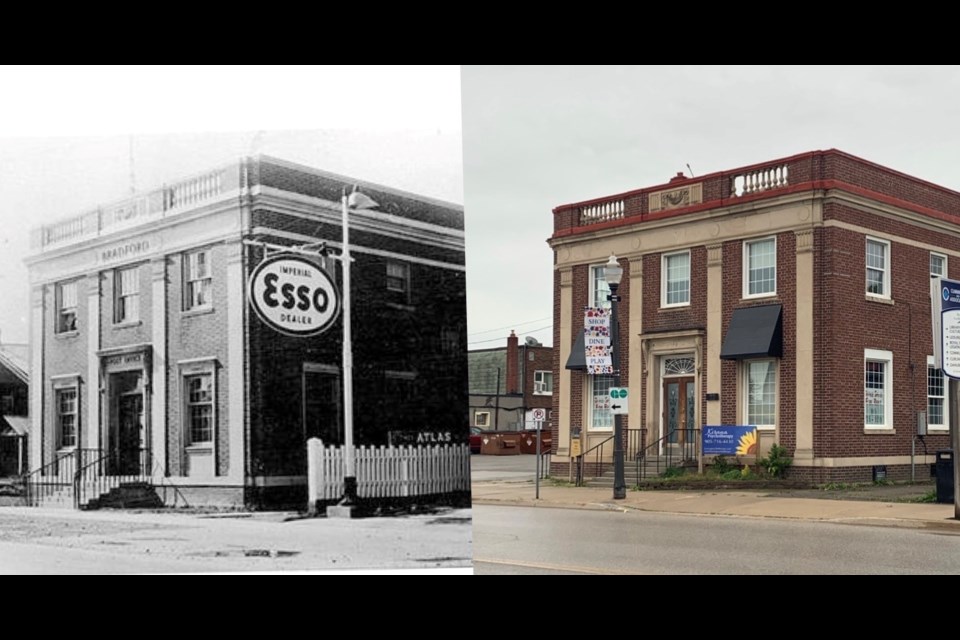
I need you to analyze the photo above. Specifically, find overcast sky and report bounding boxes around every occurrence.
[7,66,960,352]
[462,65,960,349]
[0,66,462,344]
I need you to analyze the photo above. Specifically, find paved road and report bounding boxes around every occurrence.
[474,504,960,575]
[0,507,473,574]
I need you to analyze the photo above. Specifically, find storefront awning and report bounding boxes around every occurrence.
[720,304,783,360]
[565,331,587,371]
[0,415,28,437]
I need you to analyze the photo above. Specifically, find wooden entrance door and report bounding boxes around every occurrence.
[663,376,695,446]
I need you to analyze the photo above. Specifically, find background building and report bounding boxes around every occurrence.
[0,336,28,476]
[468,331,553,431]
[26,155,466,507]
[551,149,954,482]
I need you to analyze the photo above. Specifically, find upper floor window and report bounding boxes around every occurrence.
[386,261,410,303]
[590,264,611,310]
[743,237,776,298]
[534,370,553,395]
[115,267,140,324]
[662,251,691,307]
[56,281,79,333]
[184,250,212,311]
[931,252,948,279]
[866,238,890,298]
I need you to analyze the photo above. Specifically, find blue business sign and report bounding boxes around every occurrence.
[702,426,758,456]
[941,278,960,380]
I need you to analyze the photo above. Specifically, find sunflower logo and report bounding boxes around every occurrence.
[736,429,758,455]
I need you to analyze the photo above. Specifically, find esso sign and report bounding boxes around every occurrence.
[248,254,340,337]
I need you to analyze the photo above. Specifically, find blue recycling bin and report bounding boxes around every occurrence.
[936,450,954,504]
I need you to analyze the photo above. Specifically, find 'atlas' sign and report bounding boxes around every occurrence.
[248,253,340,337]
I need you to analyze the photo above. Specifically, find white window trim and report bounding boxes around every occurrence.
[865,237,891,300]
[178,359,218,470]
[741,358,777,431]
[474,411,491,428]
[927,355,949,432]
[864,348,893,430]
[114,266,141,326]
[589,263,611,310]
[931,252,948,279]
[587,375,614,432]
[534,370,553,396]
[55,385,80,451]
[742,236,777,299]
[661,250,691,308]
[183,249,213,312]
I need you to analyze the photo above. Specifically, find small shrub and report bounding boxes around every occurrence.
[741,465,752,478]
[759,444,792,479]
[661,466,684,479]
[712,455,733,475]
[720,469,742,481]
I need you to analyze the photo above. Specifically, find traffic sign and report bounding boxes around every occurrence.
[532,408,546,423]
[609,387,628,415]
[942,279,960,379]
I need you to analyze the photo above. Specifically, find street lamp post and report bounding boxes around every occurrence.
[339,187,378,508]
[604,255,626,500]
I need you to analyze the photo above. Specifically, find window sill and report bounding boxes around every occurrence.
[741,293,779,302]
[659,304,691,311]
[56,446,77,454]
[185,444,213,453]
[865,295,894,306]
[928,427,949,434]
[182,306,215,319]
[112,320,142,330]
[533,392,553,397]
[863,427,896,435]
[54,331,80,340]
[385,302,416,312]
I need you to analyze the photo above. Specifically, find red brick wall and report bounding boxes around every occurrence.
[817,205,952,458]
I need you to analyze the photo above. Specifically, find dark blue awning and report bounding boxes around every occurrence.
[720,304,783,360]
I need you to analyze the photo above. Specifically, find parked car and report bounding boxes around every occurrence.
[470,427,483,454]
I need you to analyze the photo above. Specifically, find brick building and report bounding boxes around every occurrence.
[550,150,956,482]
[25,155,466,507]
[468,331,553,431]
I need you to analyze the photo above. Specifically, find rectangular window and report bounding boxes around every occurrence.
[534,370,553,395]
[744,237,776,298]
[662,251,691,307]
[1,393,13,414]
[928,355,948,431]
[931,252,948,278]
[185,374,213,444]
[475,411,490,428]
[589,374,615,431]
[386,262,410,294]
[56,388,78,449]
[864,349,893,429]
[866,238,890,298]
[115,267,140,324]
[744,359,776,430]
[184,250,212,311]
[590,265,611,310]
[56,281,78,333]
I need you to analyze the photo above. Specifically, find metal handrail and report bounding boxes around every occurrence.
[635,428,700,483]
[22,449,78,507]
[73,448,152,509]
[575,435,613,487]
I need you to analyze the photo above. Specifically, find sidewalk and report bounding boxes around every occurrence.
[472,481,960,530]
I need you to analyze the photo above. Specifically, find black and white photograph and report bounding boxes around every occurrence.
[0,66,470,574]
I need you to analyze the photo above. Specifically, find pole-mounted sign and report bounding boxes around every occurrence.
[248,253,340,337]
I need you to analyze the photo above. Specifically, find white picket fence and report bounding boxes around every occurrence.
[307,439,471,502]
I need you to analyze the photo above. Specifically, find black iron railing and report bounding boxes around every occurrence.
[574,429,647,486]
[635,428,700,482]
[74,448,152,509]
